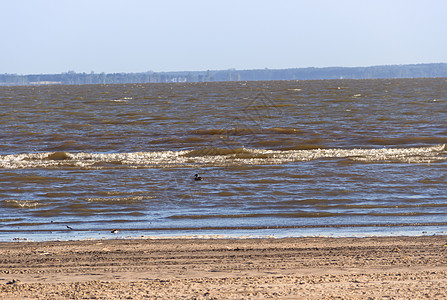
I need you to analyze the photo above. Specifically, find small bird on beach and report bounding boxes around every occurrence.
[66,225,73,230]
[111,229,119,234]
[194,174,203,181]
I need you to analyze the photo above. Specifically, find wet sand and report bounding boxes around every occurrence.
[1,236,447,299]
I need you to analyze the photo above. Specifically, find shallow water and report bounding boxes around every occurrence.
[1,79,447,241]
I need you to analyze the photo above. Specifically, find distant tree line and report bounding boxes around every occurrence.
[1,63,447,86]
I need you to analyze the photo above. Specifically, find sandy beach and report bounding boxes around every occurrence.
[1,235,447,299]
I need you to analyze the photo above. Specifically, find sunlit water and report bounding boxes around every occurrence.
[1,79,446,241]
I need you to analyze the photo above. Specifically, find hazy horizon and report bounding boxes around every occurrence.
[3,0,447,75]
[3,62,447,76]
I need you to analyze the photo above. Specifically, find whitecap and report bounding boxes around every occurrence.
[0,145,445,170]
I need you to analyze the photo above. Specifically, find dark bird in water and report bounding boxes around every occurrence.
[66,225,73,230]
[194,174,203,181]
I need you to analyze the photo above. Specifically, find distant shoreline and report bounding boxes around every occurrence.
[2,63,447,86]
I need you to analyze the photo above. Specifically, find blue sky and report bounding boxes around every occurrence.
[2,0,447,74]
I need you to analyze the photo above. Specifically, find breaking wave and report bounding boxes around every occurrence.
[2,200,47,209]
[0,144,445,169]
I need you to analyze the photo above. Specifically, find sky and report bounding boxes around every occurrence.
[2,0,447,74]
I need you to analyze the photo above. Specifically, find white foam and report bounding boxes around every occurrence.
[85,196,148,203]
[0,144,445,169]
[3,199,46,208]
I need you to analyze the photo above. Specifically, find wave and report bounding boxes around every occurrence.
[367,137,447,146]
[84,196,148,203]
[2,200,47,209]
[191,127,303,136]
[167,211,437,220]
[0,144,445,169]
[183,147,251,157]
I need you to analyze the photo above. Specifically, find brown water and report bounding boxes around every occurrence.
[1,79,446,241]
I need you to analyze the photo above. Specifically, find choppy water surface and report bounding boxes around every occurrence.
[1,79,447,241]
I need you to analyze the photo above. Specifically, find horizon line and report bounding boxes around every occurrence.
[3,62,447,76]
